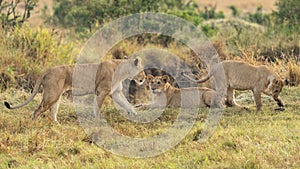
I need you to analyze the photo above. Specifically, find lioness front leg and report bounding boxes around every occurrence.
[95,90,110,119]
[274,96,285,111]
[50,98,61,125]
[112,91,137,115]
[135,103,153,110]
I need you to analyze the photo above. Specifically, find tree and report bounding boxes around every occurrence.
[0,0,36,29]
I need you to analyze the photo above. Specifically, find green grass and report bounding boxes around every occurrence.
[0,87,299,168]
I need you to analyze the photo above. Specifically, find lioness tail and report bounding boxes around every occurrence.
[4,72,46,109]
[182,72,211,83]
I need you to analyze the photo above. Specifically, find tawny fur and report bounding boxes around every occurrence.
[4,58,146,124]
[138,75,224,109]
[183,60,285,111]
[94,58,145,118]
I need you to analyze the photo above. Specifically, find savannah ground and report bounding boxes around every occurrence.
[1,0,300,168]
[1,87,299,168]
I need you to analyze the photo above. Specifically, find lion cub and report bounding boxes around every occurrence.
[136,75,224,109]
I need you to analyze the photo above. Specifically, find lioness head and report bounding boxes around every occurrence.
[126,57,145,86]
[147,75,170,94]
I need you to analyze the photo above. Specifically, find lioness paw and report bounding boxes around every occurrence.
[275,106,285,111]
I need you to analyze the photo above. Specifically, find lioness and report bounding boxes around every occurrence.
[94,58,145,118]
[183,60,285,111]
[136,75,224,109]
[4,58,146,124]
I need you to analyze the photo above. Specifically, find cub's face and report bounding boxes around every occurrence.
[147,75,169,94]
[133,71,146,86]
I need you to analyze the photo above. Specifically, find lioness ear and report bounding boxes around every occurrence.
[162,75,169,83]
[134,57,141,67]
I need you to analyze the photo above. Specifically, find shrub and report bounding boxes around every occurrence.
[0,25,76,91]
[273,0,300,31]
[248,6,271,25]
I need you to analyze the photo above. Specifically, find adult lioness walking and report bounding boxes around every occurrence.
[183,60,285,111]
[93,57,145,118]
[4,57,146,124]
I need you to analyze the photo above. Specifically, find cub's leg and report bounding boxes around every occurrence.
[202,91,213,107]
[204,91,224,108]
[252,90,262,111]
[112,90,137,115]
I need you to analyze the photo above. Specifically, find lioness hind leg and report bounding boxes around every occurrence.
[226,88,238,106]
[33,81,64,121]
[32,96,61,121]
[32,100,50,120]
[226,88,247,110]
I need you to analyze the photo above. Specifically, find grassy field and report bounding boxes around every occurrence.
[1,86,299,168]
[1,0,299,168]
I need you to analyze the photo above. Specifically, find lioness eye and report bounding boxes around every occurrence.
[157,81,161,84]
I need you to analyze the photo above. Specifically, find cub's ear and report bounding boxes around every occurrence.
[273,79,284,85]
[147,74,154,81]
[162,75,169,83]
[134,57,142,66]
[284,79,289,86]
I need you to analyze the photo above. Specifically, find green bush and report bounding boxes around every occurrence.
[51,0,224,33]
[273,0,300,31]
[248,6,271,25]
[0,25,76,90]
